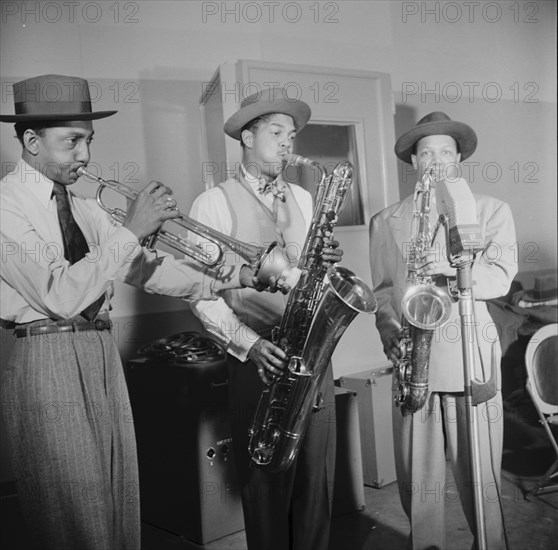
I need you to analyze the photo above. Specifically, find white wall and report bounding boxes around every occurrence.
[1,1,556,373]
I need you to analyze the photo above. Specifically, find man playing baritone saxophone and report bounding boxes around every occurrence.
[369,112,517,549]
[0,74,287,550]
[188,88,341,550]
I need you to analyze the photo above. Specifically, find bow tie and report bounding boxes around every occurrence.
[257,178,286,202]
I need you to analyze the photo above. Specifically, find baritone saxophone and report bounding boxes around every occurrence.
[248,155,377,473]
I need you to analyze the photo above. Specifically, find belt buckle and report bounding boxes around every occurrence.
[94,319,110,331]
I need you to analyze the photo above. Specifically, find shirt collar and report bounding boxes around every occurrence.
[240,164,263,193]
[240,164,286,198]
[17,158,56,208]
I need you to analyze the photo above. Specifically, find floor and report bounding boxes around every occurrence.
[1,391,557,550]
[138,462,558,550]
[3,461,554,550]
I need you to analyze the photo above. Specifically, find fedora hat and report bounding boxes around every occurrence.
[395,111,477,164]
[0,74,116,122]
[514,274,558,305]
[224,87,311,140]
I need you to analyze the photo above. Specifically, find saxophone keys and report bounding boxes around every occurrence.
[312,391,324,412]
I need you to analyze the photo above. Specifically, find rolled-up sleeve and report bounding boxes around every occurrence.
[188,187,259,361]
[119,247,243,302]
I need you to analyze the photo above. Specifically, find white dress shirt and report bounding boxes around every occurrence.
[0,159,244,324]
[189,167,312,361]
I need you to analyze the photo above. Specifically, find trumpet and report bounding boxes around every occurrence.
[76,166,294,285]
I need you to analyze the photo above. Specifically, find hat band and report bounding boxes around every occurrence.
[534,287,558,300]
[15,100,93,116]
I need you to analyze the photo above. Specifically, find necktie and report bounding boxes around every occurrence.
[257,178,286,202]
[52,183,104,320]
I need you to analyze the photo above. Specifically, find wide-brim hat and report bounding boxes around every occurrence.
[395,111,477,164]
[224,87,311,140]
[516,274,558,304]
[0,74,117,122]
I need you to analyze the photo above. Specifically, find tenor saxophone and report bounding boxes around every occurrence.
[248,155,377,473]
[394,168,452,413]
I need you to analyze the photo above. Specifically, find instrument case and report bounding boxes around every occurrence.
[338,364,397,488]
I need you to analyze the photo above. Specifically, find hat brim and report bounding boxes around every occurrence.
[395,120,477,164]
[0,111,117,122]
[224,99,311,140]
[520,290,558,303]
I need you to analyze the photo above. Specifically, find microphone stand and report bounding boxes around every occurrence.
[440,215,497,550]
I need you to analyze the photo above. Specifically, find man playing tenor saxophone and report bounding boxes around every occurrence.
[369,112,517,550]
[189,87,341,550]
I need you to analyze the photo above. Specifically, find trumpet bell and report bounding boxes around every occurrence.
[255,243,301,289]
[401,284,452,331]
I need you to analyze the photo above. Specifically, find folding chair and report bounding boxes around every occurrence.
[524,323,558,496]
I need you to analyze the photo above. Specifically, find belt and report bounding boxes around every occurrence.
[14,318,112,338]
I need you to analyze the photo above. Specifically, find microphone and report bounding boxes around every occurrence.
[435,178,484,259]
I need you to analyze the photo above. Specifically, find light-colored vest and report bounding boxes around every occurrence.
[219,174,308,336]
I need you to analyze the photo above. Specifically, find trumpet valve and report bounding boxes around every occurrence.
[140,231,159,250]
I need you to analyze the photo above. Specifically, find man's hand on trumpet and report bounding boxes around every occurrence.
[239,268,294,295]
[121,181,294,296]
[239,237,343,294]
[122,181,179,241]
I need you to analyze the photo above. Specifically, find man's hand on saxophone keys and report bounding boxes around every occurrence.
[321,238,343,267]
[248,338,288,385]
[381,319,403,365]
[415,246,456,278]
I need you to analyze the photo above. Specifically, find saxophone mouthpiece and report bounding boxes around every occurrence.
[423,165,435,179]
[284,154,318,168]
[424,163,444,184]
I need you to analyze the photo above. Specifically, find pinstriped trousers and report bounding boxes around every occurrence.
[1,325,140,550]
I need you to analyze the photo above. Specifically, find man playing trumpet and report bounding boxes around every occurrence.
[0,74,286,550]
